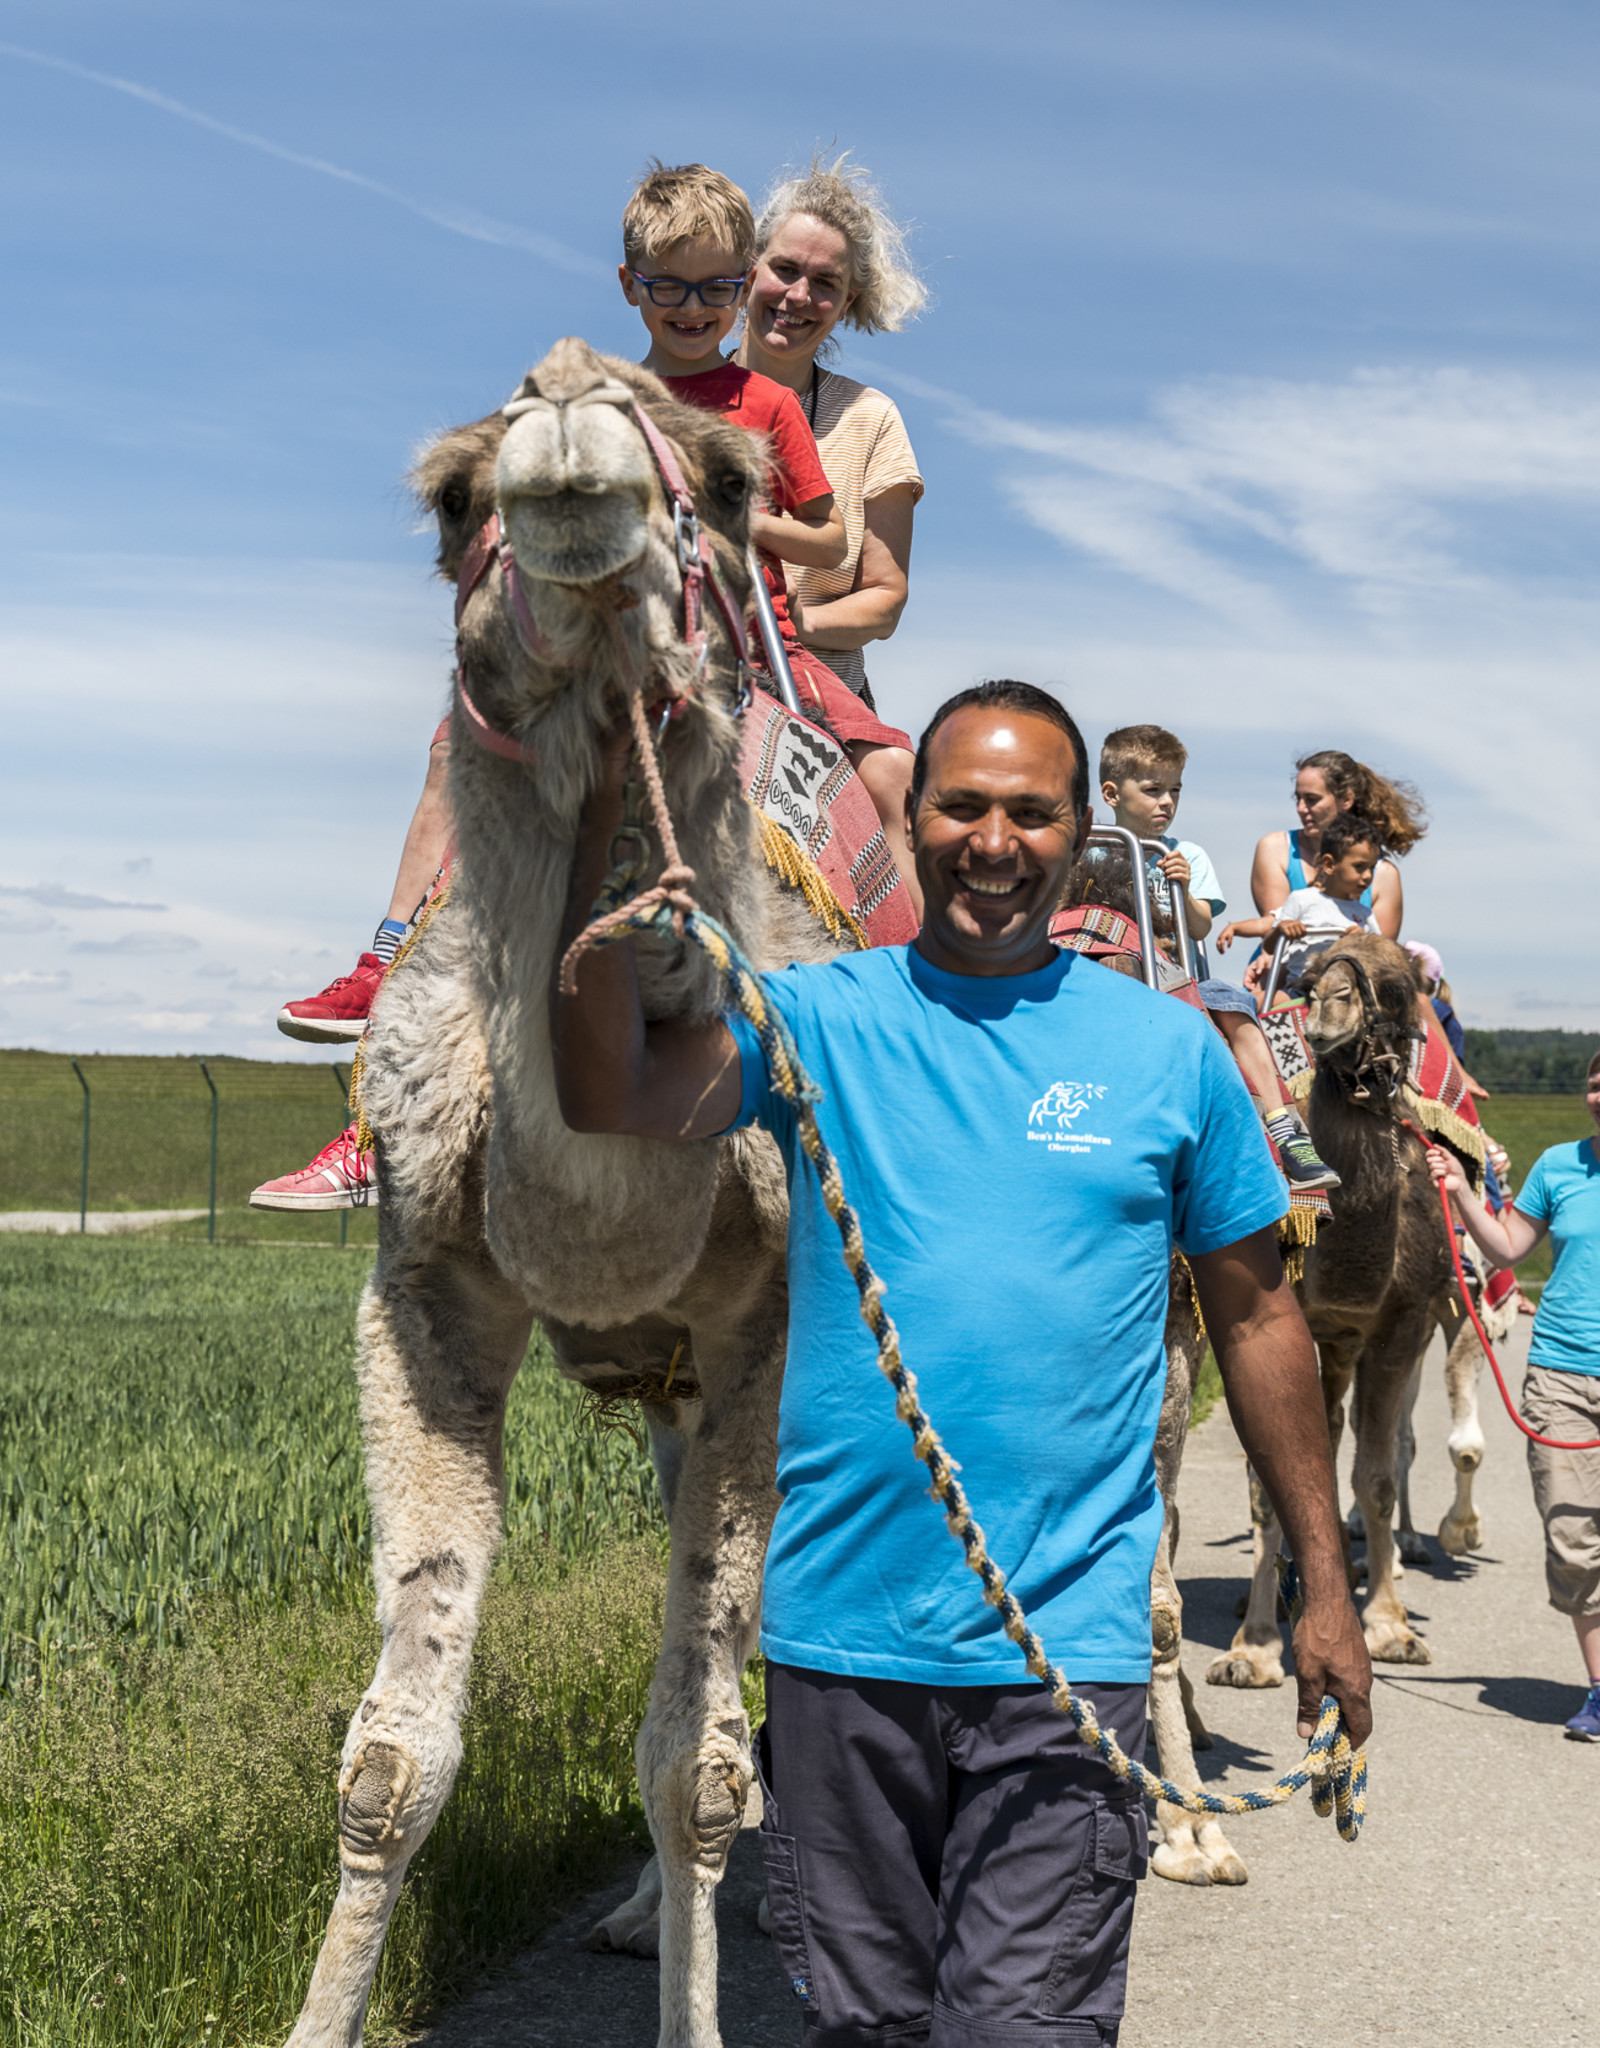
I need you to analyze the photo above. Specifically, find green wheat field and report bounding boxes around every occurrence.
[0,1238,665,2046]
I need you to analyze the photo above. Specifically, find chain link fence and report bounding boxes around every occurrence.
[0,1050,378,1247]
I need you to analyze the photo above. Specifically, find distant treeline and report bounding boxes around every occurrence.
[1461,1028,1600,1094]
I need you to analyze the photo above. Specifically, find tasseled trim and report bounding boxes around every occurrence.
[1278,1199,1323,1284]
[1401,1086,1487,1198]
[754,807,869,950]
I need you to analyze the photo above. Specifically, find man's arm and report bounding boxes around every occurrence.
[1189,1227,1374,1748]
[549,724,743,1140]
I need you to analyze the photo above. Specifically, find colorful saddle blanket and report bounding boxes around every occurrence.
[737,687,918,949]
[1047,904,1207,1009]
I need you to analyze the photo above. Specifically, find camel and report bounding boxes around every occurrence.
[284,337,863,2048]
[1208,933,1495,1689]
[1355,1130,1514,1571]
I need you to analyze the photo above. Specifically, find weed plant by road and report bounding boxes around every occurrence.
[0,1241,667,2045]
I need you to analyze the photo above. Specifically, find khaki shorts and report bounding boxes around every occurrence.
[1524,1365,1600,1617]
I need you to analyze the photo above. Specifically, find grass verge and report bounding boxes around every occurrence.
[0,1239,668,2045]
[1,1543,664,2046]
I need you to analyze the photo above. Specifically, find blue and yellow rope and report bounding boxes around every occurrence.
[571,887,1368,1844]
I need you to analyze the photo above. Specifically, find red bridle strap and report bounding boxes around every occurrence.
[454,516,500,627]
[628,402,750,669]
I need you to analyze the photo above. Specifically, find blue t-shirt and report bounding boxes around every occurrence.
[1515,1140,1600,1378]
[726,944,1286,1685]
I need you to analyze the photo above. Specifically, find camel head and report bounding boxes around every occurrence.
[413,337,762,744]
[1302,933,1420,1089]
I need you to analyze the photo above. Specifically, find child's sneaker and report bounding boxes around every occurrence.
[277,954,386,1043]
[1264,1109,1342,1193]
[1564,1685,1600,1742]
[250,1126,377,1210]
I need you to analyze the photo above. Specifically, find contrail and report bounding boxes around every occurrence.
[0,40,607,277]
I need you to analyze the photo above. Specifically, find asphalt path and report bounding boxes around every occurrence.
[413,1318,1597,2047]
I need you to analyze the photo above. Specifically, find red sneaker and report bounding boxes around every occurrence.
[249,1126,377,1211]
[277,953,386,1043]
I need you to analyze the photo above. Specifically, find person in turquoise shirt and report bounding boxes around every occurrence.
[1429,1050,1600,1743]
[553,679,1371,2048]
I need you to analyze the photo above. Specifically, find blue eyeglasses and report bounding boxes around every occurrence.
[630,270,747,309]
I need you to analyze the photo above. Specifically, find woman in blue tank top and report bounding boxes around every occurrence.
[1249,748,1425,938]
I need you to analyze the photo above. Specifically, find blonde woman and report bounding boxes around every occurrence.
[736,155,928,907]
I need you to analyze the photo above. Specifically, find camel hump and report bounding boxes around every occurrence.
[508,337,617,410]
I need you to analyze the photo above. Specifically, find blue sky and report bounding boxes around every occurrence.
[3,0,1597,1055]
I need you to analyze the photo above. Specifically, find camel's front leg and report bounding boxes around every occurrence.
[1148,1296,1247,1880]
[287,1255,532,2048]
[1150,1515,1247,1883]
[1350,1320,1433,1665]
[636,1327,781,2048]
[1393,1356,1429,1569]
[1207,1470,1286,1689]
[1437,1308,1487,1555]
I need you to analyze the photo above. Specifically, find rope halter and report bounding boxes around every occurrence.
[1314,951,1417,1105]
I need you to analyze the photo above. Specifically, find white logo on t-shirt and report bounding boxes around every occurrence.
[1028,1081,1106,1130]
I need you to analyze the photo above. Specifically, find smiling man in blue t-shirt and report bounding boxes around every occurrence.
[553,680,1371,2048]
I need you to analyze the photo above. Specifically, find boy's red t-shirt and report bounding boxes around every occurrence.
[661,361,830,647]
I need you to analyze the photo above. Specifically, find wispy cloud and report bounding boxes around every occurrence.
[0,907,58,935]
[0,41,605,278]
[70,932,199,956]
[1,882,165,910]
[890,365,1600,630]
[0,969,70,989]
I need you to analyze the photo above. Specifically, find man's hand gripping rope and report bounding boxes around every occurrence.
[558,698,1369,1844]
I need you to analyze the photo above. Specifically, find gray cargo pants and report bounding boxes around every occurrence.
[757,1662,1148,2048]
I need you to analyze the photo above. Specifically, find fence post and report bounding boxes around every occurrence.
[70,1059,90,1233]
[200,1061,219,1244]
[332,1063,352,1248]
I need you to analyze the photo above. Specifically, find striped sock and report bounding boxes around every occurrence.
[372,918,409,966]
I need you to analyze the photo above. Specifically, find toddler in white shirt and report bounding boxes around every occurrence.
[1217,815,1380,994]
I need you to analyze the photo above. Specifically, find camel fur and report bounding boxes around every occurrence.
[1207,932,1496,1689]
[285,338,846,2048]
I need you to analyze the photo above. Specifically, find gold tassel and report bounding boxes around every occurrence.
[1277,1200,1321,1285]
[1402,1087,1487,1196]
[753,810,869,950]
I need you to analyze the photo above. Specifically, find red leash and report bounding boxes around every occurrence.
[1403,1120,1600,1451]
